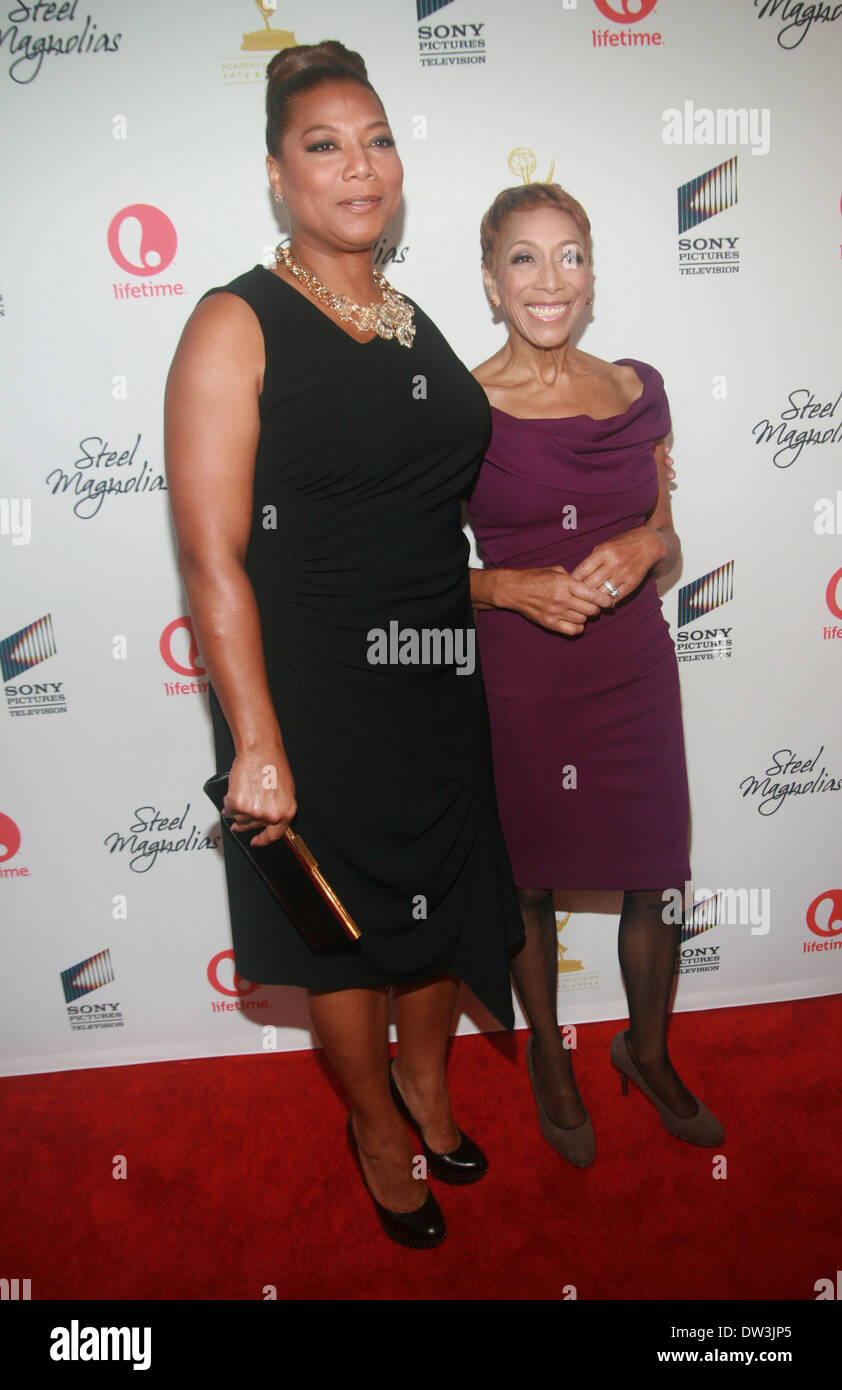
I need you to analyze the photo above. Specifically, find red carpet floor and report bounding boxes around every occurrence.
[1,997,839,1302]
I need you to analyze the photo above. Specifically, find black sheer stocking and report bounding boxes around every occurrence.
[618,889,698,1118]
[510,887,588,1129]
[512,885,700,1125]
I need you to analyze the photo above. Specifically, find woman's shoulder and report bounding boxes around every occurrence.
[200,264,274,308]
[570,349,660,388]
[173,271,266,363]
[611,356,665,390]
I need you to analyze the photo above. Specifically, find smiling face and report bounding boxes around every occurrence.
[484,207,593,349]
[266,80,403,257]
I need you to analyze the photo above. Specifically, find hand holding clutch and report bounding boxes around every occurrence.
[204,773,362,951]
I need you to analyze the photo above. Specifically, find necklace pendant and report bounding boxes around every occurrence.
[375,301,401,329]
[276,243,414,346]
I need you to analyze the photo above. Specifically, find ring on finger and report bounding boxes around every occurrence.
[604,580,620,600]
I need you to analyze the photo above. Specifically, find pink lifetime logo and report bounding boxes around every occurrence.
[207,949,260,997]
[594,0,658,20]
[159,617,206,678]
[806,890,842,938]
[0,813,22,864]
[107,204,177,277]
[826,567,842,619]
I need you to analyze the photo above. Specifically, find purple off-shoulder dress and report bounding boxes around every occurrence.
[468,359,691,890]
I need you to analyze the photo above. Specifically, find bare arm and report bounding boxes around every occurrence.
[164,292,296,845]
[645,440,680,577]
[470,563,612,635]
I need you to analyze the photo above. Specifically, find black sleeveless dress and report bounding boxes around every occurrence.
[203,266,523,1028]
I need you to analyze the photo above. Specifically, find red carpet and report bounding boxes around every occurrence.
[1,997,839,1302]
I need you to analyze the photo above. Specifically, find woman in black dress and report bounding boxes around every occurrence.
[164,41,523,1248]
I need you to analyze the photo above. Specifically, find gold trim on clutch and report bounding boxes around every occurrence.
[283,828,362,941]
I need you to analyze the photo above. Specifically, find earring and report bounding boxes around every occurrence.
[491,296,499,308]
[274,192,284,204]
[585,295,592,304]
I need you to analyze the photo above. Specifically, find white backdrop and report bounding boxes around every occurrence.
[1,0,840,1076]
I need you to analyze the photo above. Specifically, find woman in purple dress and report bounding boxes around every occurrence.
[468,183,724,1163]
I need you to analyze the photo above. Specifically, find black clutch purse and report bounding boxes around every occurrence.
[203,773,362,951]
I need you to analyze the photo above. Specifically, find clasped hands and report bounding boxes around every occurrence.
[501,526,667,637]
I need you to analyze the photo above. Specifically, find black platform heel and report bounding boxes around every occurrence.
[389,1058,488,1185]
[346,1112,446,1249]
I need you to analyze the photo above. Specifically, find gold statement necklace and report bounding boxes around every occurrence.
[275,243,416,348]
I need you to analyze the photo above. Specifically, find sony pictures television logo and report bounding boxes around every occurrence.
[1,612,68,716]
[416,0,486,68]
[663,105,772,279]
[675,159,741,278]
[676,561,734,662]
[60,949,124,1031]
[675,897,722,976]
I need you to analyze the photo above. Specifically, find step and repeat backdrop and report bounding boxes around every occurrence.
[1,0,840,1075]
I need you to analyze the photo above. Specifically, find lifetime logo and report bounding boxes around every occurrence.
[0,812,28,879]
[160,616,208,695]
[207,949,268,1013]
[594,0,658,20]
[0,812,22,864]
[591,0,662,46]
[107,204,185,302]
[804,889,842,954]
[159,616,203,676]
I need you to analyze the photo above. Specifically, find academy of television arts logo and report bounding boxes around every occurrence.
[220,1,297,84]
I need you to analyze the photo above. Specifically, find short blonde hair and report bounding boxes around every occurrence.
[480,183,592,269]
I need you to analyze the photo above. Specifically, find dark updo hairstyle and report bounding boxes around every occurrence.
[480,183,593,269]
[265,40,377,156]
